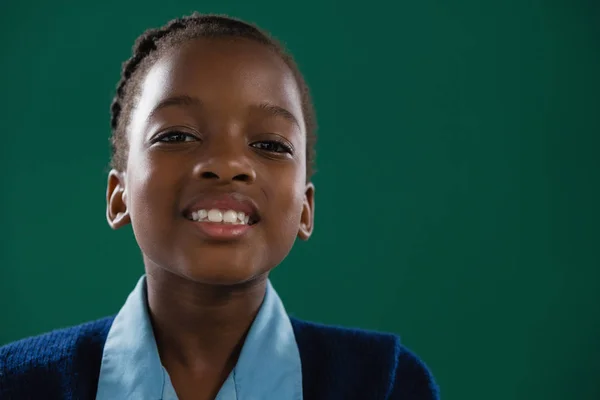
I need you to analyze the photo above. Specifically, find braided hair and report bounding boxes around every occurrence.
[109,12,317,180]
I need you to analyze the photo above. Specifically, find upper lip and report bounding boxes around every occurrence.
[182,191,260,223]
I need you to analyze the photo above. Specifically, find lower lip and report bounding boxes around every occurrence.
[187,220,252,240]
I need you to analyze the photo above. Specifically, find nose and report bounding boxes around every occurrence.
[192,141,257,184]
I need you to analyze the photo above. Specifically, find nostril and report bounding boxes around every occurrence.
[198,171,254,182]
[233,173,252,182]
[201,171,219,179]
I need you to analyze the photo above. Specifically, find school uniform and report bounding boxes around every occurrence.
[0,276,439,399]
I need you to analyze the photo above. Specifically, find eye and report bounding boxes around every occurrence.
[155,131,198,143]
[251,140,293,154]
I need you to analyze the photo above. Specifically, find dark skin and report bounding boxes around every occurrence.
[105,38,315,400]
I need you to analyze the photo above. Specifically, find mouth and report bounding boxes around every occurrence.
[185,208,260,226]
[182,192,261,231]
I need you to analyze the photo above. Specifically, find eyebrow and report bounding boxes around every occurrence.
[148,95,300,129]
[253,102,301,129]
[148,95,202,118]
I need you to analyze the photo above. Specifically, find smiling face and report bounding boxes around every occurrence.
[106,38,314,285]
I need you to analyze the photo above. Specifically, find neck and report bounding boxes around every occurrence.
[145,263,268,376]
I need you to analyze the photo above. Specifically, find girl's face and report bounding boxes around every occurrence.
[107,38,314,285]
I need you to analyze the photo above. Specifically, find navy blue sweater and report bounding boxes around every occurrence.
[0,316,439,399]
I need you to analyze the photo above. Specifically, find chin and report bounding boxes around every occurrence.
[143,243,275,287]
[176,263,268,286]
[169,242,274,286]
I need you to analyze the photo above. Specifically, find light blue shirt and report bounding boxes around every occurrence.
[96,276,303,400]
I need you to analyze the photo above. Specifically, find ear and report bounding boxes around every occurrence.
[106,169,131,229]
[297,182,315,241]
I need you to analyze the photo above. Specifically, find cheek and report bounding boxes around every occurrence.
[126,153,182,254]
[128,158,170,217]
[277,160,307,231]
[126,145,184,213]
[263,177,306,258]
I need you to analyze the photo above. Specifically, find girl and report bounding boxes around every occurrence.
[0,13,439,400]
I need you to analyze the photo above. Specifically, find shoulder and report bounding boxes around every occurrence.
[0,316,114,369]
[0,316,115,400]
[290,317,439,400]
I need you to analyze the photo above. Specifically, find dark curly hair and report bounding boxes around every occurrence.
[109,12,317,180]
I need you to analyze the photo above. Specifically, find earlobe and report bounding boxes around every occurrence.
[298,183,315,241]
[106,169,131,229]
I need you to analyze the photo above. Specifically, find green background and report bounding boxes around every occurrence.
[1,0,599,399]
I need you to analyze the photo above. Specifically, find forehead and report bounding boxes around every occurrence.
[130,38,304,133]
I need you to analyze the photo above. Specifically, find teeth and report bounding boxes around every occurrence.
[207,209,223,222]
[190,209,253,225]
[223,210,238,223]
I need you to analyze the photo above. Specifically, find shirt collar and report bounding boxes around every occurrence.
[96,275,302,400]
